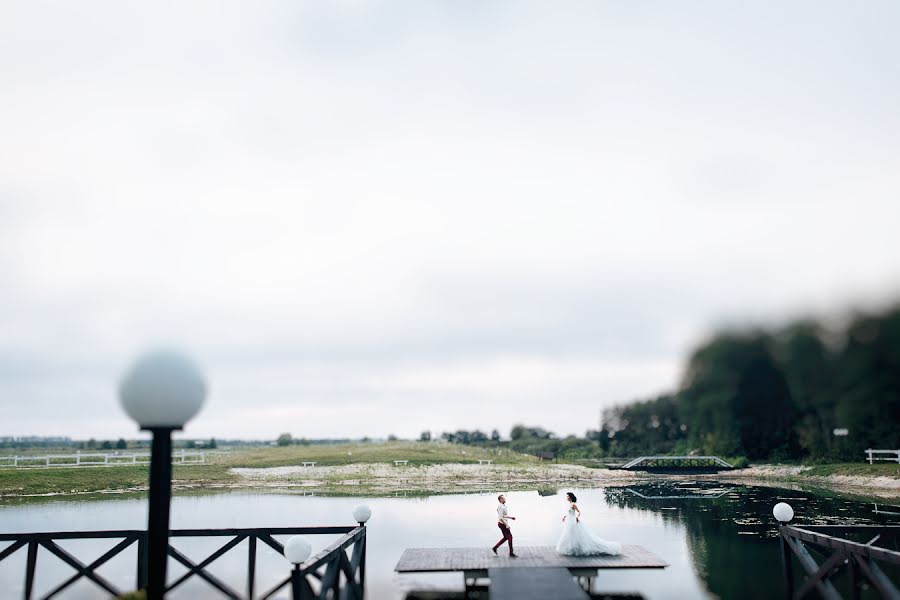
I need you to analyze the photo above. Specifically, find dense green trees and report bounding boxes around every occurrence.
[602,304,900,461]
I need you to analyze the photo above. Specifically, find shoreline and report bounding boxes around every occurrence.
[709,464,900,499]
[1,462,897,501]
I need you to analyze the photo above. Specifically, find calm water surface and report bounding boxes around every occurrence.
[1,482,896,599]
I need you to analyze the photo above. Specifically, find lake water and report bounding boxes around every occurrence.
[0,481,896,599]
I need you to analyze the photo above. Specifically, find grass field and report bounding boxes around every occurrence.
[0,464,240,496]
[218,442,539,468]
[798,463,900,478]
[1,443,897,498]
[0,442,540,497]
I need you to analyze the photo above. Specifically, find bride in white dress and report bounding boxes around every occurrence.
[556,492,621,556]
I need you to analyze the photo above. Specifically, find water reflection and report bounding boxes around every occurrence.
[0,483,896,599]
[603,482,898,600]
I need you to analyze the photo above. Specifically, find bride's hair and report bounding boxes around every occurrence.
[566,492,577,502]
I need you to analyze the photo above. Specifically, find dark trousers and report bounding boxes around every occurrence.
[493,522,513,552]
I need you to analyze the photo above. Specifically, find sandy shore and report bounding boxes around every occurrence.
[711,465,900,499]
[229,463,642,494]
[228,462,900,499]
[4,462,895,499]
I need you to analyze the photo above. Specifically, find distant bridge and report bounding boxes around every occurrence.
[616,456,734,472]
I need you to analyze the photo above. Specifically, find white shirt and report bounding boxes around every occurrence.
[497,504,509,525]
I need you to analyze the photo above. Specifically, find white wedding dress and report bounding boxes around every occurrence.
[556,507,621,556]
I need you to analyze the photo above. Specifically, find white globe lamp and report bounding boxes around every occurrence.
[285,536,313,565]
[118,349,207,600]
[119,350,207,429]
[353,504,372,525]
[773,502,794,523]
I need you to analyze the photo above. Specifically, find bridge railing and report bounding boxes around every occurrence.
[779,524,900,600]
[620,456,734,470]
[0,525,366,599]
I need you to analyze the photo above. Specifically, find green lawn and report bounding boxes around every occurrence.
[0,465,237,497]
[800,463,900,478]
[4,443,894,498]
[0,442,538,496]
[220,441,539,468]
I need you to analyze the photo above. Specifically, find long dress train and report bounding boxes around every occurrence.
[556,507,621,556]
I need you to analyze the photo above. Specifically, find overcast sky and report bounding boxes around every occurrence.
[2,1,899,441]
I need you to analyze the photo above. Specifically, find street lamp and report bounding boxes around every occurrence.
[119,350,207,600]
[773,502,795,598]
[352,505,371,591]
[353,504,372,525]
[773,502,794,523]
[285,536,312,599]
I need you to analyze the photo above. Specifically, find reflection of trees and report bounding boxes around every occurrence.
[602,484,884,600]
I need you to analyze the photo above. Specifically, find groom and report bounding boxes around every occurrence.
[492,494,517,557]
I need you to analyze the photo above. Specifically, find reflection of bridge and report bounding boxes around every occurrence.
[873,503,900,516]
[624,487,732,500]
[619,456,733,471]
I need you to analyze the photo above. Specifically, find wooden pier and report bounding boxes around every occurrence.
[396,545,667,575]
[488,567,588,600]
[396,545,667,598]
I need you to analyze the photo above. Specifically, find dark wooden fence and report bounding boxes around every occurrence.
[285,525,366,600]
[0,525,366,599]
[779,524,900,600]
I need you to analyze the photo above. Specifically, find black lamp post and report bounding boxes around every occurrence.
[119,351,207,600]
[353,504,371,590]
[285,536,312,600]
[773,502,795,600]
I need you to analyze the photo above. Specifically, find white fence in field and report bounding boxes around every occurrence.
[865,448,900,464]
[0,450,221,468]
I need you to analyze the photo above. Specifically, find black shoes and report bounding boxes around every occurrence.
[492,547,498,555]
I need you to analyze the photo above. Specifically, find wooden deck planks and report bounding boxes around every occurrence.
[395,545,668,573]
[488,567,588,600]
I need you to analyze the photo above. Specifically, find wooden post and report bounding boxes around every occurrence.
[247,535,257,600]
[780,526,794,600]
[848,553,861,600]
[24,541,38,600]
[291,567,313,600]
[137,533,149,591]
[359,530,367,594]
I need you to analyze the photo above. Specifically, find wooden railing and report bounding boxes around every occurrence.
[281,525,366,600]
[0,450,220,469]
[0,525,366,599]
[619,456,733,470]
[779,524,900,600]
[865,449,900,464]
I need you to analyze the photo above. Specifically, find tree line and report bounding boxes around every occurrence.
[599,303,900,461]
[427,303,900,463]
